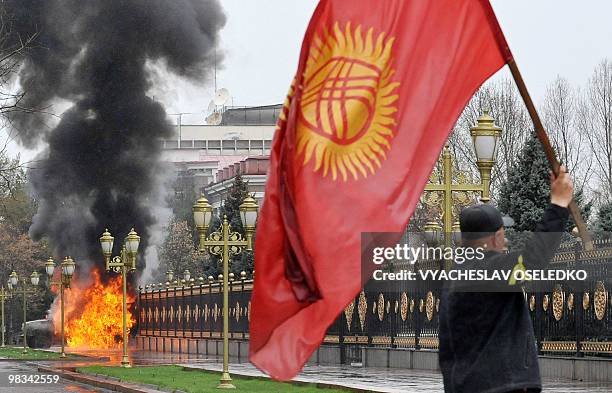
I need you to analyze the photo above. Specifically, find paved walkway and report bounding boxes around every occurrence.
[182,359,612,393]
[43,348,612,393]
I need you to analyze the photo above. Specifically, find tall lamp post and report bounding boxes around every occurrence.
[99,228,141,368]
[193,195,259,389]
[422,111,502,249]
[9,271,40,353]
[0,284,12,347]
[45,257,76,357]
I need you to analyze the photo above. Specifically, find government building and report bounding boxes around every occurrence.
[161,104,278,210]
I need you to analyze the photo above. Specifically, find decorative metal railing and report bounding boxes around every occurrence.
[137,279,252,340]
[137,238,612,360]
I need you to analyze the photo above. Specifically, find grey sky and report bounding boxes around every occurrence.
[162,0,612,123]
[9,0,612,156]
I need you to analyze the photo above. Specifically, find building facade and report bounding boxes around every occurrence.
[161,105,279,195]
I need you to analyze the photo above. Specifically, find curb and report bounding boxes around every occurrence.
[37,365,167,393]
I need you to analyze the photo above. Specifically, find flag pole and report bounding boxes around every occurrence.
[507,59,594,250]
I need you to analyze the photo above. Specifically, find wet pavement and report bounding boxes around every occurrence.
[26,347,612,392]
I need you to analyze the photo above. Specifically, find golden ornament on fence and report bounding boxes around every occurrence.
[358,291,367,331]
[543,295,549,312]
[419,299,424,313]
[394,300,399,314]
[567,293,574,311]
[529,295,535,312]
[552,284,564,321]
[344,301,355,331]
[426,291,434,321]
[378,293,385,321]
[594,281,608,321]
[583,292,590,310]
[410,299,415,313]
[400,292,408,321]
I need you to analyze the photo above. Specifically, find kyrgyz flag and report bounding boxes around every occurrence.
[250,0,513,379]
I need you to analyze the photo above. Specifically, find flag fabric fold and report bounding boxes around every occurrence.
[250,0,513,380]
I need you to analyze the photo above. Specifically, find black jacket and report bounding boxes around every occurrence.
[439,204,569,393]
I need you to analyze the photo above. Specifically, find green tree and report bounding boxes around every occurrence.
[565,187,593,233]
[0,221,50,340]
[166,170,199,248]
[0,182,38,235]
[209,172,253,275]
[594,202,612,238]
[498,134,591,248]
[219,172,250,235]
[157,220,209,280]
[498,135,551,234]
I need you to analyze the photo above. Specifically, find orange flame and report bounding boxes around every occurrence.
[51,268,135,349]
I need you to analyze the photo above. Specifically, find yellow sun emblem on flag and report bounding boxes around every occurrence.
[296,22,400,181]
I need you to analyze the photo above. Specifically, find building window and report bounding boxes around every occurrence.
[222,140,235,150]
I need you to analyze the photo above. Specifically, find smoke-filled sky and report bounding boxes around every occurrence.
[4,0,226,275]
[9,0,612,157]
[3,0,612,274]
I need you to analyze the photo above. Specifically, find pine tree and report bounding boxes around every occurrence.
[498,134,551,234]
[219,171,250,235]
[209,172,253,275]
[565,188,592,233]
[498,134,591,248]
[595,202,612,238]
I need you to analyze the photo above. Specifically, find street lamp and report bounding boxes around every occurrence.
[0,284,12,347]
[8,270,40,353]
[46,256,76,357]
[193,195,259,389]
[470,110,502,203]
[99,227,141,368]
[422,112,502,250]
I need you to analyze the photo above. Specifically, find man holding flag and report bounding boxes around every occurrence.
[250,0,589,384]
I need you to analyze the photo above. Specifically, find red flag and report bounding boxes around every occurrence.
[250,0,512,380]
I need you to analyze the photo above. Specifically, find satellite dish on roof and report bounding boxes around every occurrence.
[206,100,216,114]
[205,111,222,125]
[213,88,230,106]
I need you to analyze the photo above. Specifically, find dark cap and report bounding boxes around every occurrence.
[460,204,504,241]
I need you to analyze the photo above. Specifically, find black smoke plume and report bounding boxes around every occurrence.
[5,0,225,274]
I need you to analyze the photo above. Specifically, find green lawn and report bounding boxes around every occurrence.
[78,365,350,393]
[0,346,82,360]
